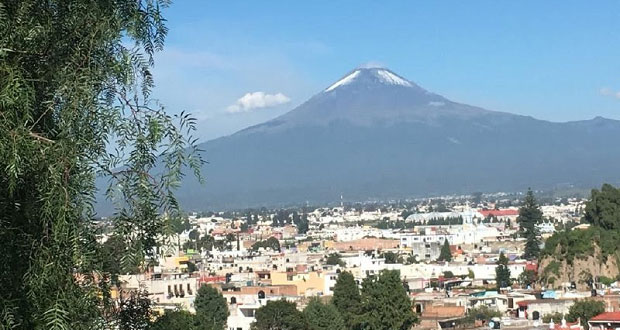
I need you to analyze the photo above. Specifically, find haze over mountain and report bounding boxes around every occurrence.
[176,67,620,210]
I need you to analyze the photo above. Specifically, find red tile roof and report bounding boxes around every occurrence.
[590,311,620,322]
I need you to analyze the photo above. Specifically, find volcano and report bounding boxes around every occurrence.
[177,67,620,209]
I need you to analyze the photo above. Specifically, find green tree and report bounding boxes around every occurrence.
[194,285,229,330]
[251,300,307,330]
[443,271,455,278]
[438,239,452,262]
[303,298,345,330]
[461,306,502,326]
[252,237,281,252]
[151,310,197,330]
[357,270,417,330]
[326,253,345,266]
[584,184,620,230]
[295,213,310,234]
[381,251,401,264]
[567,299,605,330]
[495,252,512,290]
[0,1,203,329]
[332,271,361,329]
[518,269,537,288]
[518,189,542,259]
[118,291,153,330]
[542,312,564,324]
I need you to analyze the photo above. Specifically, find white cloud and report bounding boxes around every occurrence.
[226,92,291,113]
[359,61,386,69]
[600,87,620,99]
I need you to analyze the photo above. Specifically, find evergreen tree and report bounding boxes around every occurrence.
[331,271,361,329]
[297,213,310,234]
[495,252,512,290]
[151,310,197,330]
[518,189,542,259]
[303,298,346,330]
[194,285,229,330]
[0,1,203,328]
[357,270,418,330]
[567,299,605,330]
[438,239,452,262]
[251,300,307,330]
[584,184,620,230]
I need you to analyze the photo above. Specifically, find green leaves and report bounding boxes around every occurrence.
[495,252,512,290]
[251,300,307,330]
[518,189,542,260]
[332,271,360,329]
[438,239,452,262]
[303,298,345,330]
[0,1,202,328]
[357,270,417,330]
[194,285,229,330]
[567,300,605,330]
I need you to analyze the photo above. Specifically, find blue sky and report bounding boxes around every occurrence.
[152,0,620,141]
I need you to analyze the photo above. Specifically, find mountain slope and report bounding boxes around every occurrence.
[176,68,620,210]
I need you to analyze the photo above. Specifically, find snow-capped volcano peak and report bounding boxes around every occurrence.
[325,70,361,92]
[375,69,412,87]
[324,67,415,92]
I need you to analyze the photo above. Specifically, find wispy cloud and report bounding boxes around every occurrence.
[359,61,386,69]
[226,92,291,113]
[600,87,620,99]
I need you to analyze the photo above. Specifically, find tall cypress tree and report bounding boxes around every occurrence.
[518,189,542,260]
[495,252,512,290]
[331,271,361,329]
[438,239,452,262]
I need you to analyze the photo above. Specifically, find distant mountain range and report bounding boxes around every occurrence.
[174,67,620,210]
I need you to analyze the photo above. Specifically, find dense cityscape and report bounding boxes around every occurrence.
[4,1,620,330]
[94,187,620,330]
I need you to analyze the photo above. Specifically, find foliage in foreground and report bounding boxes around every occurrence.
[0,1,203,328]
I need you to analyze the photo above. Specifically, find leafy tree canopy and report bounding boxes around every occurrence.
[331,271,361,329]
[151,310,197,330]
[0,0,202,328]
[252,237,281,252]
[251,300,307,330]
[326,253,345,266]
[357,270,417,330]
[194,285,229,330]
[567,299,605,330]
[303,298,345,330]
[584,183,620,230]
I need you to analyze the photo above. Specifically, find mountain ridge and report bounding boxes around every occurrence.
[171,67,620,210]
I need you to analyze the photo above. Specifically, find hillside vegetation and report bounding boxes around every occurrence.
[540,184,620,288]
